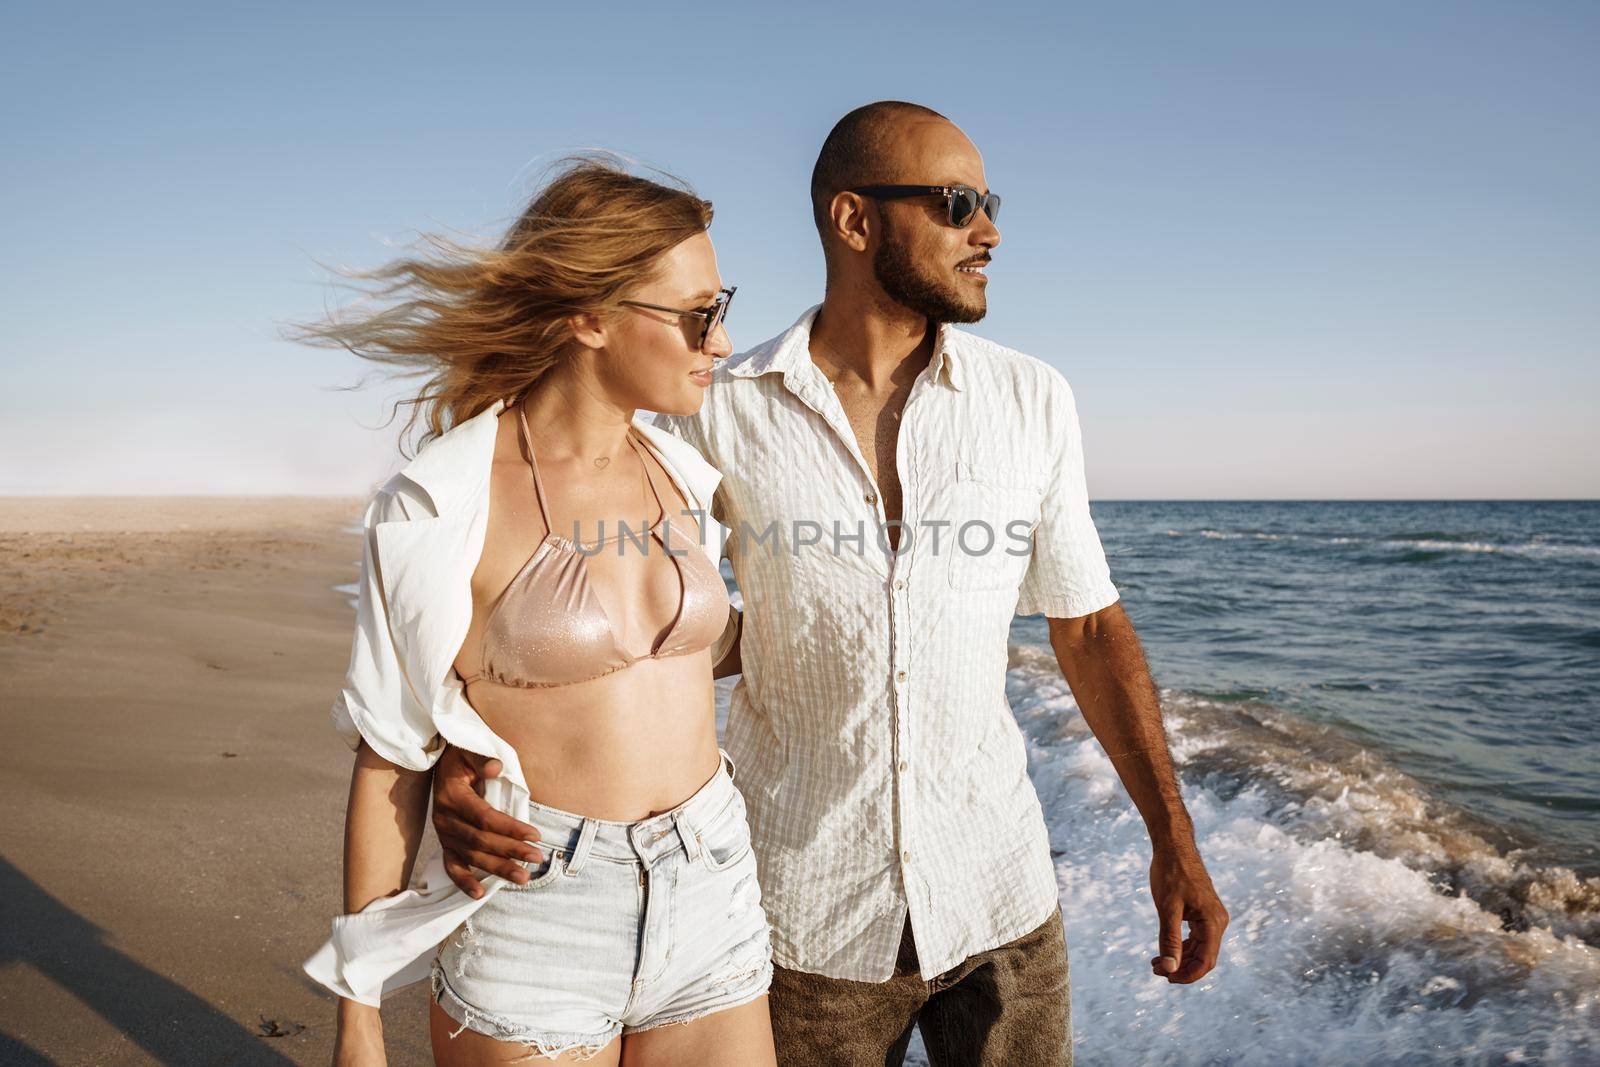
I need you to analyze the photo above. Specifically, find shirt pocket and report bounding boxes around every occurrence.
[944,459,1044,592]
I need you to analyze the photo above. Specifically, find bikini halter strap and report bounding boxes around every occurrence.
[515,404,667,534]
[627,430,669,524]
[514,402,553,532]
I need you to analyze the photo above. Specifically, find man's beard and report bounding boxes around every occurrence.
[871,216,986,324]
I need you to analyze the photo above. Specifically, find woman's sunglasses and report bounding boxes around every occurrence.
[849,184,1002,229]
[619,285,737,353]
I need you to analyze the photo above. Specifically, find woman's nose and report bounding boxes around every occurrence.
[705,320,734,359]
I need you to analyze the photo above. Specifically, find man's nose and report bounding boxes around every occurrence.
[970,208,1001,251]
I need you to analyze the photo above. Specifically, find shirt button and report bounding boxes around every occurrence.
[865,490,877,505]
[895,670,907,685]
[901,850,912,864]
[898,760,908,772]
[893,579,905,590]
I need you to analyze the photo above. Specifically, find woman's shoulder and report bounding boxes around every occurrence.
[365,402,507,522]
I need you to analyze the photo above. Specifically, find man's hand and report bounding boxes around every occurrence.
[1047,607,1229,986]
[430,746,543,898]
[1148,843,1228,983]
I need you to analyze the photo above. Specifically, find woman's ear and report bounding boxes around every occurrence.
[568,312,606,351]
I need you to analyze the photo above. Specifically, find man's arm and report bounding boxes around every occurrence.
[1047,601,1228,984]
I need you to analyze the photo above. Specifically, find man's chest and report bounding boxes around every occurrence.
[705,385,1050,567]
[833,377,908,485]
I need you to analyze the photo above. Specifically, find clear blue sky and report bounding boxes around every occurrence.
[3,1,1595,498]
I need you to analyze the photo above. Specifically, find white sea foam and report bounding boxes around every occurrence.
[975,650,1600,1065]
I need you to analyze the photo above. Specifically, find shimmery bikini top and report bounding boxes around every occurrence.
[458,406,732,689]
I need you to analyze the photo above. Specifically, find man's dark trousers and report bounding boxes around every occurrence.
[767,908,1072,1066]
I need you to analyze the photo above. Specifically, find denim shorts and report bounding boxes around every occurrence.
[431,749,773,1060]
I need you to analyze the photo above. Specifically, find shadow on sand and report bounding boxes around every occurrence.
[0,855,298,1066]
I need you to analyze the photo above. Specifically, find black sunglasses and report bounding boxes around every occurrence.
[618,285,737,353]
[849,184,1002,228]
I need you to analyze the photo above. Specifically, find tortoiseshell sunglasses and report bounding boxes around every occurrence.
[619,285,737,353]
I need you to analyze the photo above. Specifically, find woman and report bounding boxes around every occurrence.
[297,157,775,1066]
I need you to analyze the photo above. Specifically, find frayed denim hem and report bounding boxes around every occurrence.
[621,958,774,1036]
[431,961,621,1062]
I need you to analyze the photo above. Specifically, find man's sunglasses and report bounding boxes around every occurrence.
[619,285,737,353]
[849,184,1002,228]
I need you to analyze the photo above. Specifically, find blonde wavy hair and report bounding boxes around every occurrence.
[292,154,713,452]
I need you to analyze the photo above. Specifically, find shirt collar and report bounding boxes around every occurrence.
[724,304,965,392]
[723,305,820,381]
[927,326,966,392]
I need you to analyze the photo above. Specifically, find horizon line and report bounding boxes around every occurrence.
[1,493,1596,504]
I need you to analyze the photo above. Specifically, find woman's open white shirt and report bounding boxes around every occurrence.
[303,398,729,1007]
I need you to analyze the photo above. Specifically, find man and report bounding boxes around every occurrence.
[431,101,1228,1065]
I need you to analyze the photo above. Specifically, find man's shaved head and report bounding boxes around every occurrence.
[807,100,997,322]
[810,100,949,236]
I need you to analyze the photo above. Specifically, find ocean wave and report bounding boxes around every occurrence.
[1167,528,1600,561]
[1375,538,1600,559]
[1178,527,1320,545]
[992,645,1600,1063]
[1391,538,1504,554]
[1372,538,1600,562]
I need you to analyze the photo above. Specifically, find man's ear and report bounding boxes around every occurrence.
[831,191,873,254]
[569,311,606,351]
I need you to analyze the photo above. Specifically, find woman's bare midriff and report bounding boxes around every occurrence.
[460,648,722,821]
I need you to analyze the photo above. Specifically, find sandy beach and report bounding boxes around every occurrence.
[0,496,432,1065]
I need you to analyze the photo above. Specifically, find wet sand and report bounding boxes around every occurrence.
[0,497,432,1065]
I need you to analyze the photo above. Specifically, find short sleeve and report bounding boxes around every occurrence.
[329,488,445,771]
[1014,373,1120,619]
